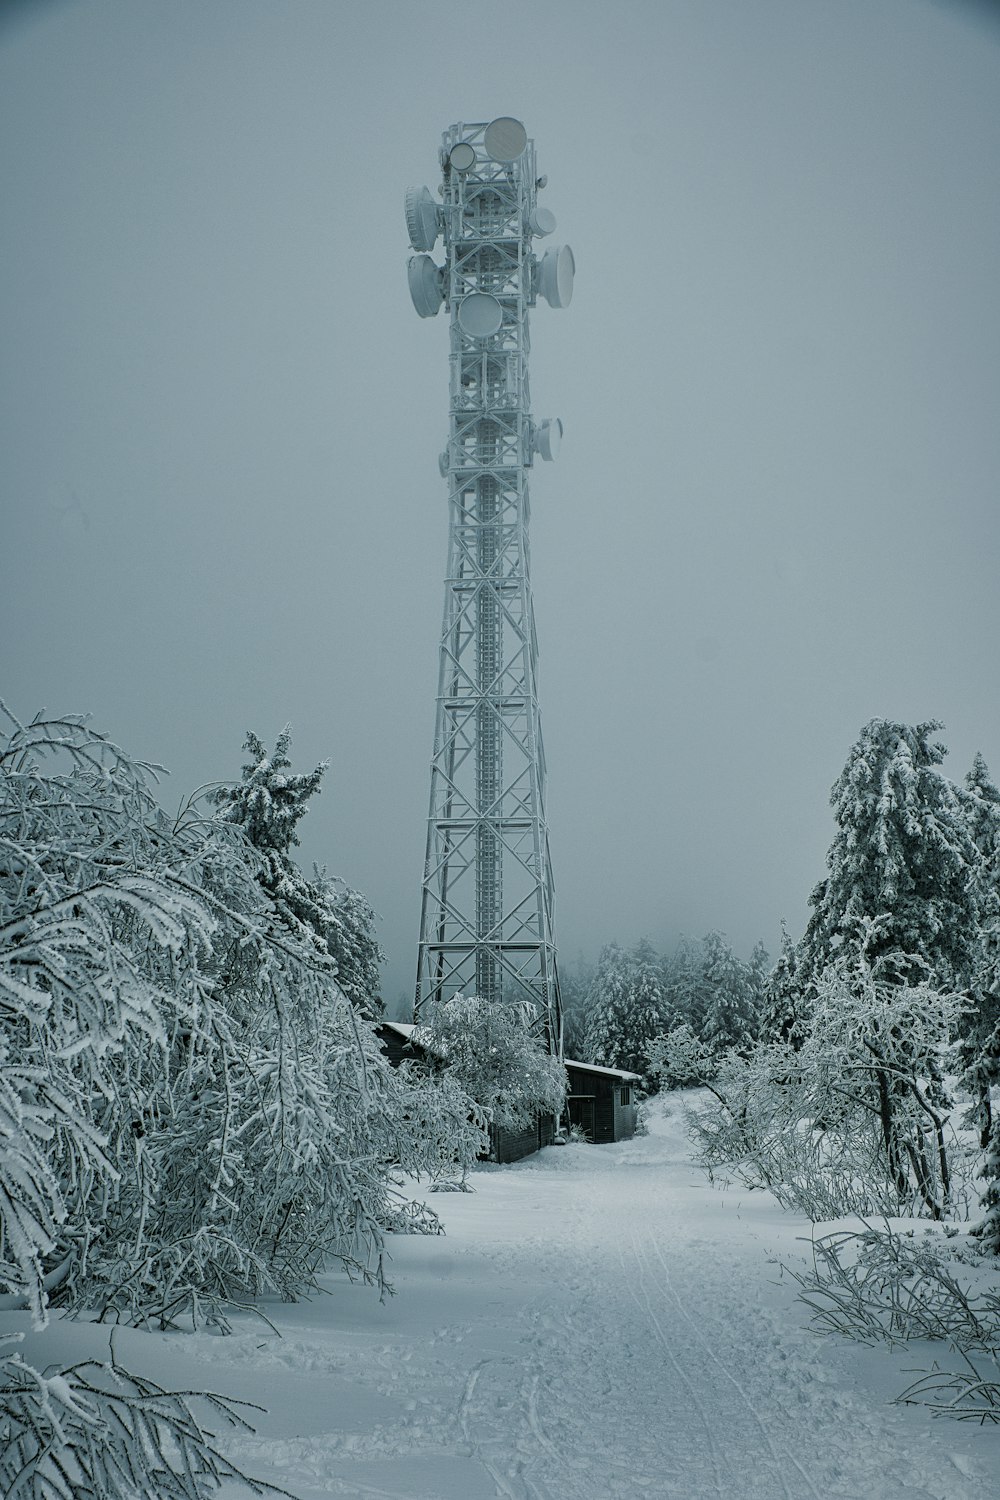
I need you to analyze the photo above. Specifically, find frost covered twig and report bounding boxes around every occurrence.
[896,1360,1000,1424]
[0,1341,291,1500]
[786,1223,1000,1351]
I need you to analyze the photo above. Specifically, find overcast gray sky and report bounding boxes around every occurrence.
[3,0,999,1012]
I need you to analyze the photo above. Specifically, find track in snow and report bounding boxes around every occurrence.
[197,1096,997,1500]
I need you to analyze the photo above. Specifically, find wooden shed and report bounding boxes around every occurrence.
[563,1058,641,1144]
[376,1019,423,1068]
[375,1025,639,1156]
[375,1021,558,1163]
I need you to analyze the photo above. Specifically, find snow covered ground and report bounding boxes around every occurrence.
[6,1094,1000,1499]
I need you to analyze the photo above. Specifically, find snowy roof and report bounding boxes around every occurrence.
[376,1020,447,1060]
[378,1026,641,1083]
[563,1057,642,1082]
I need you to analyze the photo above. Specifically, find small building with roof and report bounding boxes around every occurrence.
[375,1023,640,1158]
[563,1058,641,1145]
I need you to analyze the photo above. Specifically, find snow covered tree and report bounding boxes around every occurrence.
[582,939,669,1082]
[214,729,384,1017]
[413,996,566,1139]
[663,935,712,1037]
[804,932,964,1218]
[956,753,1000,1253]
[557,954,594,1059]
[978,1132,1000,1255]
[672,936,967,1221]
[0,707,478,1328]
[0,705,278,1497]
[760,922,806,1045]
[958,753,1000,1150]
[646,1022,717,1090]
[700,930,763,1055]
[799,720,978,992]
[0,705,215,1323]
[0,703,494,1491]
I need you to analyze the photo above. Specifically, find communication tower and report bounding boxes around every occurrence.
[406,117,573,1047]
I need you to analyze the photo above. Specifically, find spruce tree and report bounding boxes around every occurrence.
[215,729,384,1016]
[978,1126,1000,1254]
[760,922,805,1045]
[664,934,712,1036]
[583,938,668,1081]
[700,930,761,1054]
[800,719,978,990]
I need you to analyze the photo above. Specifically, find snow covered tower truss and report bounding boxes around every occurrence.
[406,117,574,1043]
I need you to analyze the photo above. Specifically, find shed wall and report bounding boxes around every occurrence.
[376,1025,411,1068]
[492,1113,557,1163]
[565,1065,637,1144]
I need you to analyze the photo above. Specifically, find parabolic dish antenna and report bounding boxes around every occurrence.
[528,206,557,238]
[533,418,563,462]
[408,255,444,318]
[484,116,527,162]
[457,292,504,339]
[449,141,477,172]
[538,244,575,309]
[405,185,441,251]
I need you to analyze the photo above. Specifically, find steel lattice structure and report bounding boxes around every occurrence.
[406,118,573,1046]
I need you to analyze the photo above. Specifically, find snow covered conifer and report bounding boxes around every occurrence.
[663,935,711,1036]
[978,1126,1000,1254]
[558,954,594,1058]
[700,931,762,1055]
[799,720,978,991]
[215,728,384,1016]
[760,922,806,1045]
[583,938,669,1082]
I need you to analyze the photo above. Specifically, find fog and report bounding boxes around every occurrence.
[3,0,998,1014]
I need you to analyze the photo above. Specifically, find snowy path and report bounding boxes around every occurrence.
[9,1097,998,1499]
[206,1098,1000,1499]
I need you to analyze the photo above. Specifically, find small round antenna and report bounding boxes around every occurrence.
[528,207,557,238]
[449,141,476,172]
[484,116,527,162]
[457,292,504,338]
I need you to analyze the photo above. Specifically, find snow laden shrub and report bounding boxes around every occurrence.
[0,1334,280,1500]
[0,706,478,1327]
[0,706,285,1498]
[0,705,216,1320]
[646,1023,715,1091]
[382,1061,488,1194]
[654,937,970,1221]
[413,996,566,1142]
[785,1225,1000,1423]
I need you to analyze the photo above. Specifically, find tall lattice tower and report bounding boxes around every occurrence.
[406,117,574,1047]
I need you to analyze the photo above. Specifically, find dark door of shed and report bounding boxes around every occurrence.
[568,1095,595,1141]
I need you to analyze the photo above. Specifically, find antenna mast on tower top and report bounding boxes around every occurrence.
[406,117,573,1048]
